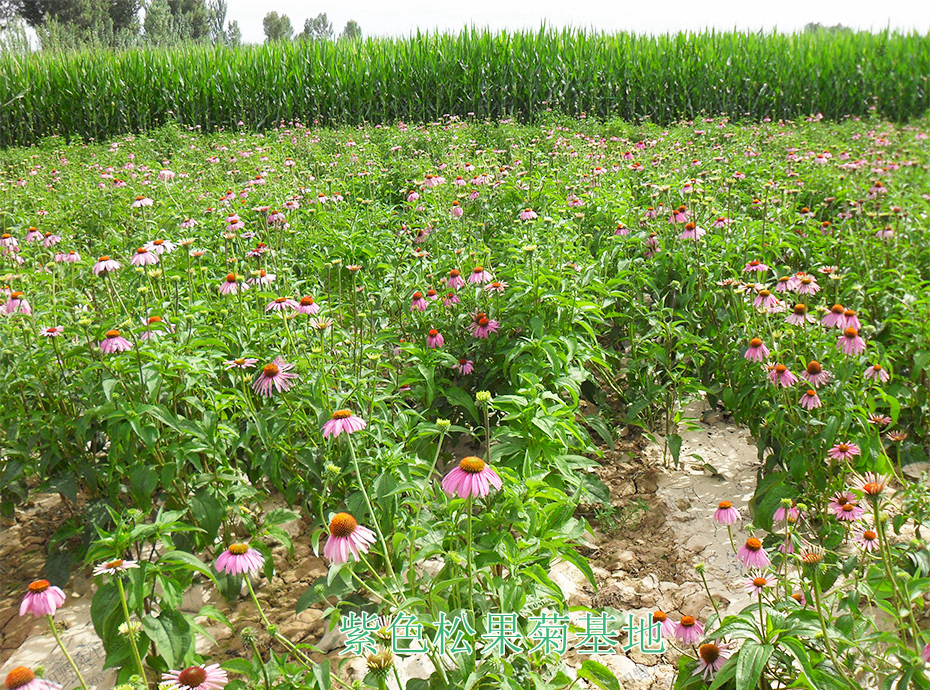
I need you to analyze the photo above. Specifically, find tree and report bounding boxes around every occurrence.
[225,18,240,45]
[262,11,291,42]
[297,12,332,42]
[339,19,360,41]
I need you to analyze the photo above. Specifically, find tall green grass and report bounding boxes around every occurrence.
[2,28,928,146]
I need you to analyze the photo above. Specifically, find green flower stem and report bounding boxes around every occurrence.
[809,567,856,689]
[244,578,320,667]
[46,615,89,690]
[246,635,273,690]
[757,591,766,644]
[466,494,475,616]
[114,577,147,685]
[697,568,721,625]
[408,429,447,587]
[872,501,922,651]
[350,556,403,610]
[346,435,401,591]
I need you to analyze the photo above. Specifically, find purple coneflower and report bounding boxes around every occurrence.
[297,296,320,315]
[796,275,820,295]
[323,513,376,564]
[669,205,689,224]
[822,304,846,328]
[161,664,228,690]
[20,580,66,617]
[837,327,866,356]
[131,196,153,208]
[752,289,783,313]
[832,499,864,522]
[468,312,500,339]
[679,222,706,240]
[55,250,80,263]
[266,296,298,313]
[322,409,367,438]
[0,233,18,248]
[863,363,890,382]
[410,291,428,311]
[651,610,677,639]
[215,543,264,576]
[42,232,61,247]
[768,364,797,388]
[219,273,246,294]
[24,228,42,243]
[442,292,460,307]
[854,526,880,553]
[93,255,121,275]
[867,413,891,427]
[145,238,176,255]
[737,537,771,568]
[801,361,830,388]
[743,337,769,362]
[5,292,31,315]
[425,289,439,301]
[713,500,740,525]
[828,442,860,462]
[774,276,792,293]
[520,208,538,221]
[93,558,139,576]
[850,472,889,499]
[785,303,815,326]
[468,266,492,284]
[674,615,703,645]
[450,202,463,217]
[130,247,158,267]
[744,573,776,595]
[4,667,62,690]
[39,326,63,338]
[426,329,444,349]
[743,259,769,272]
[454,358,474,375]
[694,641,731,682]
[225,357,258,369]
[140,315,172,340]
[100,330,133,354]
[773,503,800,524]
[799,389,822,410]
[247,270,275,286]
[446,269,465,289]
[485,281,508,293]
[442,456,503,499]
[842,309,861,331]
[252,357,298,396]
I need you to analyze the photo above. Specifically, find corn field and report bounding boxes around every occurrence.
[1,28,929,147]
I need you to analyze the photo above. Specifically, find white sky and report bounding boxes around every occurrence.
[227,0,930,44]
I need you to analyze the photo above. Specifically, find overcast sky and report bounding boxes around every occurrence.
[227,0,930,44]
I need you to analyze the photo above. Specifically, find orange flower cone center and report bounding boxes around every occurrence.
[28,580,50,593]
[429,329,439,337]
[844,327,858,338]
[106,330,121,338]
[136,248,147,254]
[99,255,110,261]
[801,277,812,284]
[478,317,490,327]
[753,577,768,587]
[652,610,667,622]
[749,338,762,348]
[698,643,720,664]
[844,309,855,317]
[226,273,236,282]
[10,292,23,299]
[178,667,208,687]
[863,530,877,540]
[718,501,732,509]
[680,615,695,627]
[745,538,762,551]
[685,222,696,230]
[759,290,770,297]
[332,409,353,419]
[262,364,279,377]
[234,358,245,365]
[775,365,787,374]
[412,292,423,299]
[873,365,883,372]
[228,543,249,555]
[459,456,486,473]
[842,503,855,512]
[148,316,162,324]
[794,304,806,314]
[831,304,844,314]
[806,390,816,398]
[329,513,358,538]
[5,667,35,689]
[300,297,315,306]
[862,483,882,495]
[106,559,124,569]
[274,297,287,303]
[472,266,484,273]
[807,361,822,374]
[749,260,760,266]
[449,269,460,277]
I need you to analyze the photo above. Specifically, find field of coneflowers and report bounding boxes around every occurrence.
[2,105,930,690]
[2,29,930,146]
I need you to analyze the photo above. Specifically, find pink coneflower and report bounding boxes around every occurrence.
[694,641,732,682]
[790,591,807,606]
[774,276,792,293]
[5,292,31,315]
[854,526,880,553]
[799,389,822,410]
[669,205,689,224]
[140,315,172,340]
[130,247,158,267]
[323,513,376,564]
[714,500,740,525]
[42,232,61,247]
[100,330,133,354]
[674,615,703,645]
[468,266,492,284]
[450,202,463,217]
[426,329,444,348]
[801,361,830,388]
[225,357,258,369]
[4,667,62,690]
[131,196,153,208]
[0,233,18,248]
[215,543,265,576]
[442,292,460,307]
[39,326,63,338]
[832,498,864,522]
[55,250,80,263]
[679,222,706,240]
[850,472,889,499]
[752,289,783,313]
[157,169,175,182]
[743,259,769,273]
[24,228,42,243]
[410,291,428,312]
[145,238,176,255]
[651,611,677,639]
[822,304,846,328]
[406,190,420,202]
[297,296,320,315]
[737,537,771,568]
[446,269,465,289]
[93,255,121,275]
[712,216,731,228]
[485,281,508,293]
[744,573,776,595]
[864,364,890,382]
[744,337,769,362]
[423,289,438,301]
[773,502,800,524]
[247,269,275,286]
[867,413,892,427]
[837,327,866,356]
[442,456,503,499]
[252,357,297,396]
[267,210,286,224]
[219,273,246,294]
[768,364,798,388]
[828,442,860,462]
[322,409,367,438]
[786,303,816,325]
[19,580,66,617]
[92,558,139,576]
[266,296,298,313]
[614,223,629,236]
[519,208,537,221]
[161,664,228,690]
[454,358,474,375]
[468,312,500,339]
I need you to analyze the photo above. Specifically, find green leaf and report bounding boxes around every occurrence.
[576,660,621,690]
[142,608,193,669]
[734,641,773,690]
[265,508,300,526]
